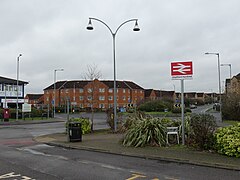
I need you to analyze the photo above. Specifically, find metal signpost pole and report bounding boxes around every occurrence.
[16,54,22,121]
[171,61,193,145]
[181,79,185,145]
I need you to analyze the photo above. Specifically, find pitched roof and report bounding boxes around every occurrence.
[144,89,154,97]
[185,92,196,98]
[196,93,204,97]
[44,80,144,90]
[26,94,43,100]
[235,73,240,80]
[0,76,28,85]
[161,90,175,97]
[44,80,90,90]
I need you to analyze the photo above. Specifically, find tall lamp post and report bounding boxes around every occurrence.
[86,17,140,132]
[53,69,64,118]
[205,52,222,122]
[16,54,22,121]
[221,63,232,79]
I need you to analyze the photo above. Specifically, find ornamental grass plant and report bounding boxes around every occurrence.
[122,115,166,147]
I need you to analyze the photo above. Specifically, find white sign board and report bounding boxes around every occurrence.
[1,99,25,103]
[22,103,31,112]
[171,61,193,80]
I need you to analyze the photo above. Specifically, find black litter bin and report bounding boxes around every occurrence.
[68,122,82,142]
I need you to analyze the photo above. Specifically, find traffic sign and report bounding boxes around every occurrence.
[174,103,181,108]
[171,61,193,80]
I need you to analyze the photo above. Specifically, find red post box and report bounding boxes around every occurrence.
[3,108,10,121]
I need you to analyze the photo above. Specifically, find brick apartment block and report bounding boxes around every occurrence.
[43,79,145,110]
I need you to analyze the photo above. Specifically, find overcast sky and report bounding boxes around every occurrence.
[1,0,239,94]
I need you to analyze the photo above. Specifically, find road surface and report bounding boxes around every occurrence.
[0,122,239,179]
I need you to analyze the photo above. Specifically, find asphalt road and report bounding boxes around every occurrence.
[55,112,110,130]
[0,122,239,179]
[191,104,222,125]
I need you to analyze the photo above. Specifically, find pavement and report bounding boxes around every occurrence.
[0,118,65,125]
[1,117,239,171]
[34,128,240,171]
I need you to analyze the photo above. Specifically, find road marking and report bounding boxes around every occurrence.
[126,173,146,180]
[17,147,69,160]
[79,160,125,171]
[164,175,179,180]
[0,172,35,180]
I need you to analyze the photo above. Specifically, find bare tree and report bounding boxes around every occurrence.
[83,64,102,81]
[82,64,102,132]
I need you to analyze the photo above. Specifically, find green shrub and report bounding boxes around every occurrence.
[138,100,170,112]
[66,118,91,135]
[123,116,166,147]
[215,123,240,157]
[188,114,217,150]
[222,93,240,121]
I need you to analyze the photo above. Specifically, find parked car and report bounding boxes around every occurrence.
[190,104,197,109]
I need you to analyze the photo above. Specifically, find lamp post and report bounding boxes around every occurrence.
[16,54,22,121]
[87,17,140,132]
[221,63,232,79]
[53,69,64,118]
[205,52,222,122]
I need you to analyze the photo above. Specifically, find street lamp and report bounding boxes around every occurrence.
[53,69,64,118]
[87,17,140,132]
[205,52,222,122]
[16,54,22,121]
[221,63,232,79]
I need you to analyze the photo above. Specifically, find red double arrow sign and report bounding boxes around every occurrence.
[171,61,193,76]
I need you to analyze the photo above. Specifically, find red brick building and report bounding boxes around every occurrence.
[144,89,176,101]
[43,79,144,110]
[25,94,44,107]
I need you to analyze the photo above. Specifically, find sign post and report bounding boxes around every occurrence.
[171,61,193,145]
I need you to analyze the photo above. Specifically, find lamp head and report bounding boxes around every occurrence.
[133,21,140,31]
[86,19,94,30]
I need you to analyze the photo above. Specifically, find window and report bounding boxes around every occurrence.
[80,104,83,108]
[140,90,143,94]
[109,89,113,93]
[79,88,84,93]
[123,89,126,93]
[128,89,130,93]
[73,97,76,101]
[109,104,113,108]
[65,89,69,93]
[46,97,49,101]
[123,96,126,101]
[135,90,137,93]
[99,88,105,93]
[79,96,84,100]
[88,88,93,93]
[99,104,105,108]
[99,96,105,101]
[108,96,113,101]
[87,96,92,101]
